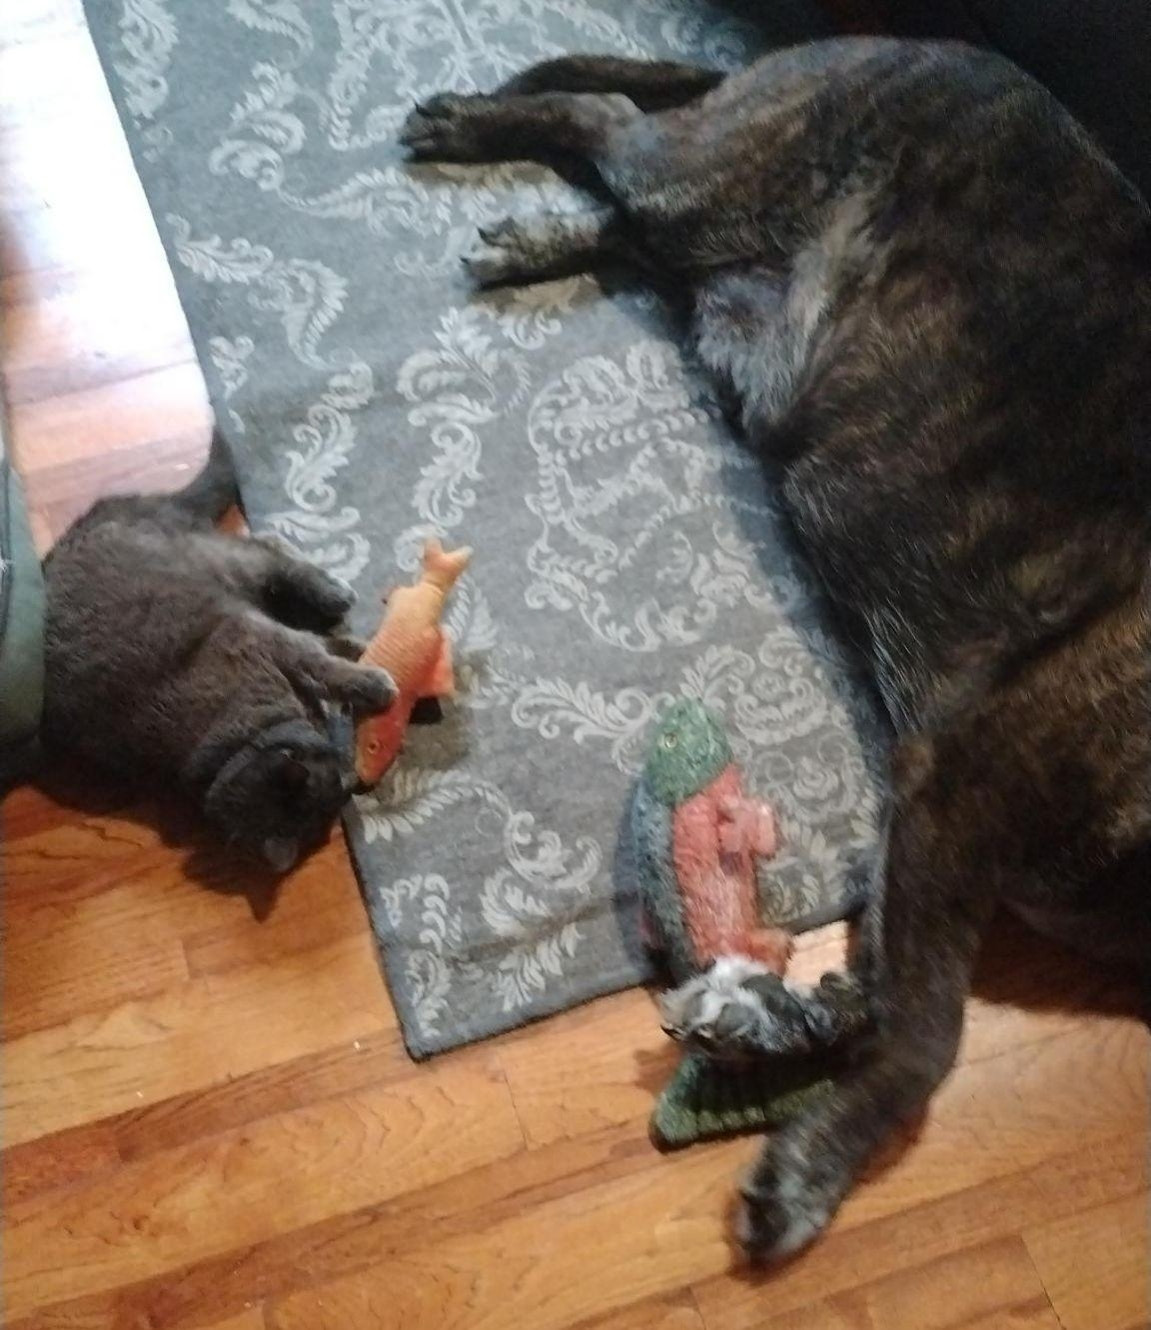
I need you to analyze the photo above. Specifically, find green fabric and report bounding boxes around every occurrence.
[650,1050,831,1149]
[0,407,45,781]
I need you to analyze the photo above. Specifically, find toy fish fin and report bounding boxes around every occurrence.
[422,539,472,592]
[749,802,779,858]
[410,696,444,725]
[422,633,456,699]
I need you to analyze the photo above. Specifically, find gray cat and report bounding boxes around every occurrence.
[41,431,393,870]
[400,38,1151,1258]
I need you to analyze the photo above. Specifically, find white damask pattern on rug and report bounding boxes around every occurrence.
[84,0,879,1056]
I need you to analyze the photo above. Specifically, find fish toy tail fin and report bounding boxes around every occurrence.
[422,538,472,592]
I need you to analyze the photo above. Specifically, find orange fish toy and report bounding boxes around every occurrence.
[353,539,471,786]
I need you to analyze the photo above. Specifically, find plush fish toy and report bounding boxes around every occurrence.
[631,698,793,983]
[631,699,835,1147]
[353,539,470,787]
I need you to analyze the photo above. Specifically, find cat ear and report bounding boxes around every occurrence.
[273,749,309,792]
[262,836,299,873]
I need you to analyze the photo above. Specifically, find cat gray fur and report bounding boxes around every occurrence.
[400,38,1151,1259]
[41,430,394,870]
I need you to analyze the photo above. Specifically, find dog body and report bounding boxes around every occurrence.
[400,38,1151,1257]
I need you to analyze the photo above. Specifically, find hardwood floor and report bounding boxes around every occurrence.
[1,5,1147,1328]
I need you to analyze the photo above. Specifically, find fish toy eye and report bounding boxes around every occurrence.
[662,731,679,750]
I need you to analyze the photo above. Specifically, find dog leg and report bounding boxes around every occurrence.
[400,89,640,165]
[463,209,623,285]
[496,55,723,110]
[733,732,999,1261]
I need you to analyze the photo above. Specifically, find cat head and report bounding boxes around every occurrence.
[203,722,354,872]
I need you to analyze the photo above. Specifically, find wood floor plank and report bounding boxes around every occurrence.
[4,1122,658,1330]
[750,1236,1051,1330]
[109,1026,408,1164]
[951,1305,1062,1330]
[2,933,395,1147]
[691,1130,1145,1330]
[582,1292,707,1330]
[264,1098,1146,1330]
[1023,1193,1149,1330]
[201,1311,268,1330]
[0,1120,120,1208]
[0,1025,407,1209]
[19,431,212,548]
[264,1143,736,1330]
[758,1294,1062,1330]
[2,904,190,1040]
[2,1051,523,1320]
[181,867,368,979]
[2,822,362,1034]
[8,362,211,475]
[3,272,193,405]
[497,989,676,1149]
[3,808,345,933]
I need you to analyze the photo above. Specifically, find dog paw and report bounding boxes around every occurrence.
[737,1139,836,1263]
[399,94,488,160]
[461,219,533,285]
[659,957,816,1059]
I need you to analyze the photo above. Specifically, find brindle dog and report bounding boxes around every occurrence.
[399,39,1151,1260]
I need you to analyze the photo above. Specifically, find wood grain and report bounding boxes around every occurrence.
[751,1237,1054,1330]
[262,1033,1147,1330]
[690,1131,1146,1330]
[2,933,395,1146]
[1023,1194,1149,1330]
[200,1312,268,1330]
[584,1294,707,1330]
[2,2,1148,1328]
[3,1053,523,1319]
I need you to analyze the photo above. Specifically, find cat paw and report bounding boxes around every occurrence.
[324,633,369,662]
[308,572,357,625]
[399,94,491,160]
[348,666,396,714]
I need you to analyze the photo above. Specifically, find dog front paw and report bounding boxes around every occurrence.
[738,1137,838,1263]
[461,218,538,285]
[399,94,491,160]
[660,961,868,1060]
[659,958,816,1059]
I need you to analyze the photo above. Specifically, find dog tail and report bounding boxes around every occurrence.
[172,427,241,523]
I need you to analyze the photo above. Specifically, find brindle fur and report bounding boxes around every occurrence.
[400,39,1151,1259]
